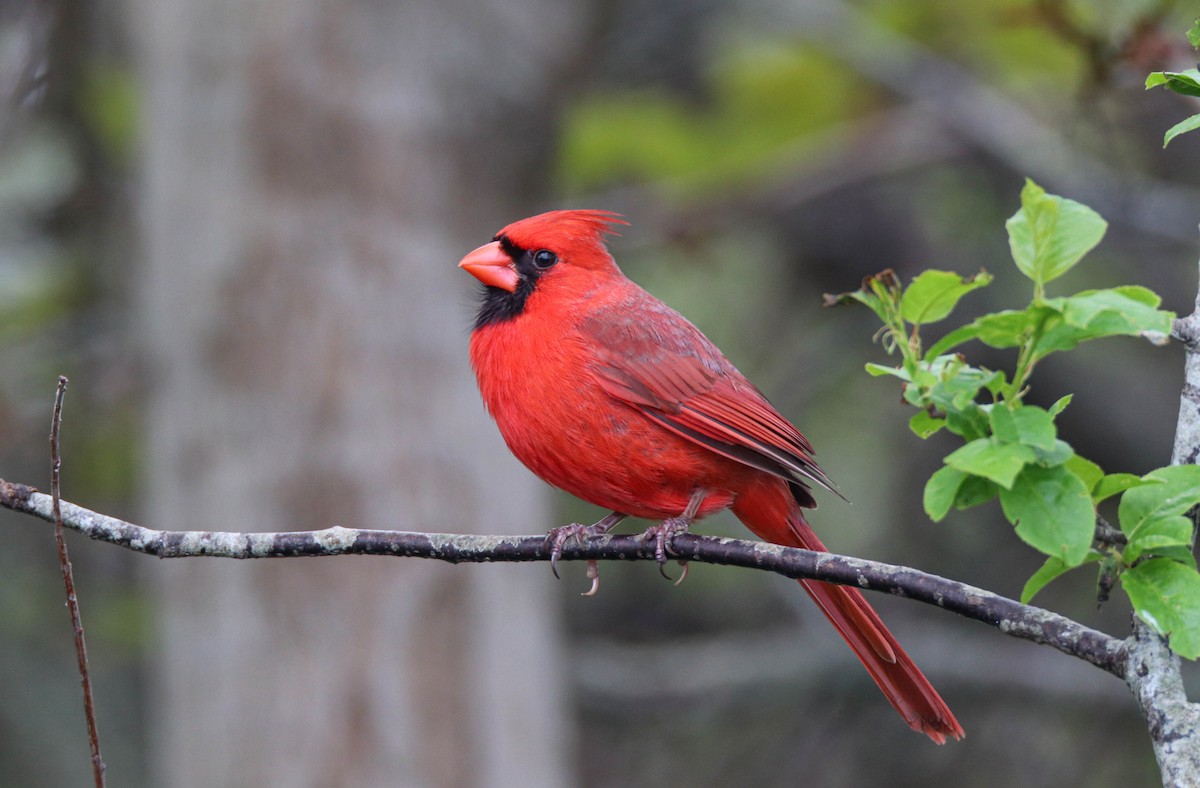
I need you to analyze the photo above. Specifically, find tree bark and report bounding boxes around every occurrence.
[1132,284,1200,786]
[133,1,589,784]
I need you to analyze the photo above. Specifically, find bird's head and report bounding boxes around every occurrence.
[459,209,628,328]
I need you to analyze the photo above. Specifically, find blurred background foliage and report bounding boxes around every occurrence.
[2,0,1200,784]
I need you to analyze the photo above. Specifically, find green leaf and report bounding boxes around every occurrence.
[989,405,1057,451]
[1021,552,1104,604]
[1064,454,1103,495]
[1145,68,1200,97]
[967,303,1064,351]
[1000,464,1096,565]
[1151,546,1198,569]
[1035,288,1174,353]
[971,309,1037,349]
[1125,514,1194,564]
[865,363,909,380]
[1031,439,1074,467]
[1146,67,1200,146]
[1062,288,1169,331]
[1106,285,1164,307]
[983,370,1008,396]
[901,356,1005,434]
[1093,472,1150,503]
[924,465,966,521]
[1118,465,1200,540]
[899,269,992,326]
[925,324,981,359]
[1189,20,1200,49]
[927,364,1003,412]
[1048,394,1073,417]
[1122,559,1200,659]
[909,410,945,438]
[1165,113,1200,148]
[944,404,990,441]
[924,465,999,517]
[945,437,1036,489]
[1022,557,1070,604]
[831,290,886,322]
[1006,179,1107,288]
[954,474,999,509]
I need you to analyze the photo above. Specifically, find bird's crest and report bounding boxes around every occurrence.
[496,209,628,254]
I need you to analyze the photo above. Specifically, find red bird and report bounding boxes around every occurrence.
[459,209,963,743]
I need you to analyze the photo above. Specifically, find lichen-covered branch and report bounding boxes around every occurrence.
[1131,265,1200,786]
[1127,624,1200,786]
[1170,288,1200,467]
[0,477,1126,678]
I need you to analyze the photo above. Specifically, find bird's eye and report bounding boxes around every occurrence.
[532,249,558,269]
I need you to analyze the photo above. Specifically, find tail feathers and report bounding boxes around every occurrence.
[735,492,963,743]
[790,515,963,744]
[799,575,963,743]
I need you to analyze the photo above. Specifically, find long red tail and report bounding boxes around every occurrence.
[734,490,964,744]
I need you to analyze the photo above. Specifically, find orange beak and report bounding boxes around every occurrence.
[459,241,519,292]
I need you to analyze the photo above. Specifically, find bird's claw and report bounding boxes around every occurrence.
[545,523,593,579]
[639,515,692,574]
[581,560,600,597]
[544,512,625,587]
[638,489,705,584]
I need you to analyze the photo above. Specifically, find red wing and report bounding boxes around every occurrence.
[588,331,838,500]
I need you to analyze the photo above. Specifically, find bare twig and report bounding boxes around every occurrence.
[48,377,105,788]
[0,479,1127,678]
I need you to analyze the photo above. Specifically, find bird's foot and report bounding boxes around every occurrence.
[639,489,706,583]
[544,512,626,581]
[638,516,692,578]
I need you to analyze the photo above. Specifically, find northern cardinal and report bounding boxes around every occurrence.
[459,209,963,743]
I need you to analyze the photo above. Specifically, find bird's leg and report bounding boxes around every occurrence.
[639,489,706,578]
[545,511,626,580]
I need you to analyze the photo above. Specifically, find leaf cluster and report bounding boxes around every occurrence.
[1145,19,1200,147]
[829,179,1200,657]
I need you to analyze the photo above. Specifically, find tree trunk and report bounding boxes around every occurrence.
[134,1,589,785]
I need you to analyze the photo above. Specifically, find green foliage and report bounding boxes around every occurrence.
[1145,22,1200,146]
[1005,179,1106,295]
[1122,559,1200,658]
[1000,464,1094,565]
[831,180,1200,657]
[1118,467,1200,566]
[900,269,993,324]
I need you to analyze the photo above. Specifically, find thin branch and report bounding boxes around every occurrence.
[47,377,105,788]
[0,478,1127,678]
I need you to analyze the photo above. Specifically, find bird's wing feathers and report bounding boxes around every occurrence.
[582,306,837,499]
